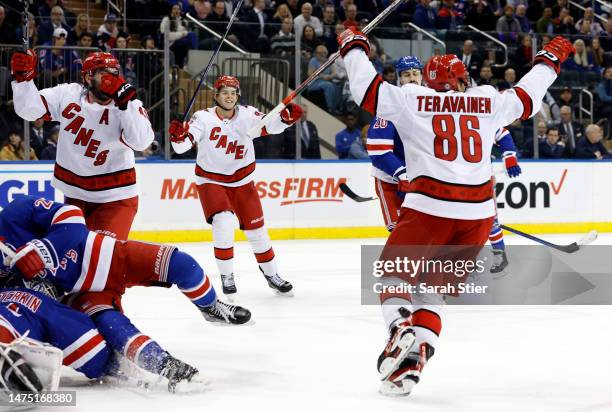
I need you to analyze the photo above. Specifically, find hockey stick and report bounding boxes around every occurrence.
[499,225,598,253]
[247,0,408,137]
[181,0,244,122]
[340,183,377,202]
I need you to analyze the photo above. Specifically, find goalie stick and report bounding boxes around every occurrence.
[339,184,598,253]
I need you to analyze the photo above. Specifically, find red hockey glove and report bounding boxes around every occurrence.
[10,49,38,82]
[502,151,521,178]
[169,119,189,143]
[337,28,370,58]
[280,103,303,125]
[99,73,137,110]
[533,36,575,74]
[10,240,55,280]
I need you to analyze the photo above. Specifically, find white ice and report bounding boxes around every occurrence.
[44,234,612,412]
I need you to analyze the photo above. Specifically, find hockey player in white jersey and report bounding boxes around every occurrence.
[10,50,154,240]
[337,29,575,396]
[168,76,302,297]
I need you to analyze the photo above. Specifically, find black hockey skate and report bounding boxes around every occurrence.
[490,249,509,274]
[160,354,200,393]
[221,273,237,295]
[263,273,293,294]
[379,342,435,397]
[200,299,251,324]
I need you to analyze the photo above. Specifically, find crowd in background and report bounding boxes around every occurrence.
[0,0,610,160]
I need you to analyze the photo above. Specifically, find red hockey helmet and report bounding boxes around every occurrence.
[81,52,120,79]
[424,54,469,92]
[214,75,240,95]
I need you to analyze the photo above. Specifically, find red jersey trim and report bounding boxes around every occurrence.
[54,163,137,192]
[360,74,383,115]
[195,162,256,184]
[513,86,533,121]
[406,175,494,204]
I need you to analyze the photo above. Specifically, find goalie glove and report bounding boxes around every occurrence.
[502,151,521,178]
[533,36,575,74]
[337,27,370,58]
[9,240,56,280]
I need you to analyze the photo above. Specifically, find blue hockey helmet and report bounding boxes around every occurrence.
[395,56,423,75]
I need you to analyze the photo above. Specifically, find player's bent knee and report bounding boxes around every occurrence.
[166,250,206,288]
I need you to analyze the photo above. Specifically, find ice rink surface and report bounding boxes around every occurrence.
[44,234,612,412]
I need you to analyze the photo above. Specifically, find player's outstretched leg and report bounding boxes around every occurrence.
[245,227,293,295]
[212,212,238,296]
[489,216,508,274]
[168,250,251,324]
[94,310,205,392]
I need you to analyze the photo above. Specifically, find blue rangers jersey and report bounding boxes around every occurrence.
[0,196,117,294]
[0,287,110,378]
[366,117,406,183]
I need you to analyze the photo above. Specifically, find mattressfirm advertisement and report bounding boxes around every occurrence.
[0,161,609,235]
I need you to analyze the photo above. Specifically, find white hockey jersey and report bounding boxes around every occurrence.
[172,105,291,186]
[11,81,154,202]
[343,49,556,220]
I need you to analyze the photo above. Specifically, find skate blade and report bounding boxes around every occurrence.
[223,293,235,303]
[273,289,294,297]
[173,374,211,394]
[206,318,256,327]
[379,379,415,397]
[379,333,416,381]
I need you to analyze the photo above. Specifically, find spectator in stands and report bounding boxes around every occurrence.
[40,125,59,160]
[191,0,212,20]
[574,8,604,37]
[436,0,463,30]
[575,124,610,159]
[114,35,137,85]
[541,34,552,48]
[552,0,575,20]
[513,34,533,77]
[307,45,340,114]
[301,24,322,60]
[207,1,229,28]
[477,65,494,86]
[369,43,384,74]
[295,3,323,37]
[271,4,292,26]
[542,91,561,122]
[321,6,339,53]
[414,0,436,30]
[458,40,481,80]
[0,131,37,161]
[539,127,565,158]
[135,35,163,105]
[591,37,605,69]
[0,6,18,44]
[536,121,548,140]
[596,66,612,126]
[496,5,522,42]
[464,0,495,32]
[312,0,328,19]
[563,39,595,72]
[239,0,271,53]
[281,104,321,159]
[98,13,129,51]
[348,129,368,159]
[270,17,295,57]
[39,28,82,86]
[335,112,360,159]
[29,118,47,159]
[536,7,554,34]
[558,105,583,156]
[558,86,577,116]
[527,0,545,22]
[25,11,38,48]
[382,65,396,84]
[343,4,359,29]
[76,32,94,59]
[515,5,530,33]
[497,68,516,91]
[38,5,70,45]
[160,4,198,67]
[602,20,612,50]
[553,8,576,35]
[67,14,91,45]
[286,0,300,18]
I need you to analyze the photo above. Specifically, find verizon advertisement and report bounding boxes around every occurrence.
[0,161,609,232]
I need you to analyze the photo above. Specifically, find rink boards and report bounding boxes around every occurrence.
[1,160,610,241]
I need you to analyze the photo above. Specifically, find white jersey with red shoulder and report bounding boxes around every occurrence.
[11,79,154,203]
[172,105,291,187]
[342,50,557,220]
